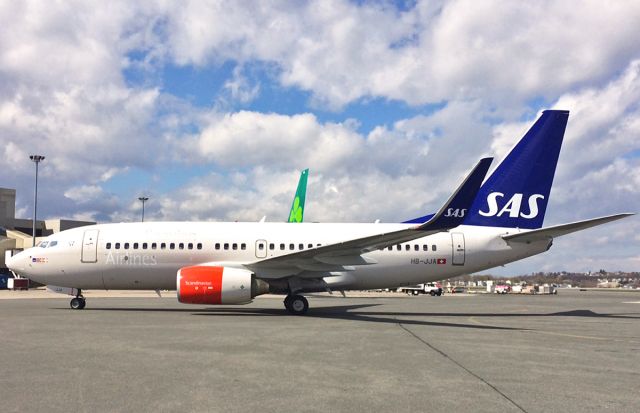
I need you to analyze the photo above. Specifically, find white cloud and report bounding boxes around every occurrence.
[221,66,260,105]
[64,185,104,204]
[0,1,164,183]
[190,111,362,172]
[152,1,640,109]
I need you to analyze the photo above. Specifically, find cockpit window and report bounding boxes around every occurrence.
[48,241,58,247]
[39,241,49,248]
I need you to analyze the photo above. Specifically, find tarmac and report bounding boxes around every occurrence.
[1,289,639,413]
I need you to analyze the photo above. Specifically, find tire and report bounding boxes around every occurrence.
[412,290,419,296]
[70,297,84,310]
[288,295,309,315]
[429,290,436,296]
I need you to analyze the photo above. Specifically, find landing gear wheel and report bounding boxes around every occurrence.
[286,295,308,315]
[283,295,293,311]
[70,297,86,310]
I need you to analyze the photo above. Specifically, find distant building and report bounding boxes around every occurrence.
[1,188,95,272]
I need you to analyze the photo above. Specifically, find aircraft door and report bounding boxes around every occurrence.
[81,229,99,263]
[255,239,267,258]
[451,232,465,266]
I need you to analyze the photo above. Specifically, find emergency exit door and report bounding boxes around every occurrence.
[451,232,465,266]
[255,239,267,258]
[81,229,99,263]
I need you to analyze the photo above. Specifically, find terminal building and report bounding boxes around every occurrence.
[0,187,95,275]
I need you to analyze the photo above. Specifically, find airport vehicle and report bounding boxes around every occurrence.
[495,284,511,294]
[398,282,443,296]
[6,110,633,314]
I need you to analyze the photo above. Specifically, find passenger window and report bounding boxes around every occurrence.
[169,243,175,250]
[197,243,202,250]
[142,243,148,249]
[241,243,246,250]
[124,243,130,249]
[106,242,111,249]
[405,245,410,251]
[308,243,313,249]
[224,243,229,250]
[151,243,157,249]
[232,243,237,250]
[188,243,193,250]
[414,245,419,251]
[387,246,392,251]
[280,243,285,250]
[299,243,304,250]
[133,243,139,250]
[396,245,401,251]
[179,243,184,250]
[215,243,220,250]
[115,243,121,249]
[258,244,264,250]
[432,245,437,252]
[160,243,166,249]
[269,243,274,250]
[48,241,57,247]
[289,243,294,250]
[423,245,428,251]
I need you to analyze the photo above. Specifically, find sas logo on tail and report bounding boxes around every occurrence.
[444,208,467,218]
[479,193,545,219]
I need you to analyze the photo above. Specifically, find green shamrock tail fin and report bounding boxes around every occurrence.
[287,169,308,223]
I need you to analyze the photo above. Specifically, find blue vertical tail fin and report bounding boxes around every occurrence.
[463,110,569,229]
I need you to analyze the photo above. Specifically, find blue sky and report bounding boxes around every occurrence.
[1,1,639,275]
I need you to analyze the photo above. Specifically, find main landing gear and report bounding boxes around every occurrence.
[70,289,86,310]
[283,294,308,315]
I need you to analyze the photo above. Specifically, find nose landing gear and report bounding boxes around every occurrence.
[70,289,86,310]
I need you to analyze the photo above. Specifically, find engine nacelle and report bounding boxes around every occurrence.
[177,266,268,305]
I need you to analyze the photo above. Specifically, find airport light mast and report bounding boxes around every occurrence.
[29,155,45,247]
[138,196,149,222]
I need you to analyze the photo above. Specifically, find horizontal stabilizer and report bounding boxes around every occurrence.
[502,213,634,243]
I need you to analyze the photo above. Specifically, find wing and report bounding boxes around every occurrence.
[246,157,493,278]
[502,213,634,244]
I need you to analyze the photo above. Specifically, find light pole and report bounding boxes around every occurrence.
[138,196,149,222]
[29,155,45,247]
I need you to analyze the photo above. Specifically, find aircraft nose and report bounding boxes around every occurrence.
[6,251,27,274]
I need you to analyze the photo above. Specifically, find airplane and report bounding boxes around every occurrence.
[6,110,633,314]
[287,169,308,223]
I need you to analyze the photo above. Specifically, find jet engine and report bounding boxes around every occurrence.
[177,266,269,305]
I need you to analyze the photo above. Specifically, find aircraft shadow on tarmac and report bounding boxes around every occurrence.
[53,303,640,330]
[188,304,520,330]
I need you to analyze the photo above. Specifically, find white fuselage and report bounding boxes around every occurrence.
[8,221,549,291]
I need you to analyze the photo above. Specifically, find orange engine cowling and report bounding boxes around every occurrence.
[177,266,261,305]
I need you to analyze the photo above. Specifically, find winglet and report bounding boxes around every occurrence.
[417,157,493,231]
